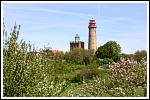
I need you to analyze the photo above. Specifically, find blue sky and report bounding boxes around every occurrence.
[2,1,148,54]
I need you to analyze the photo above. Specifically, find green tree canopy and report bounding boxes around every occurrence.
[120,53,134,60]
[64,48,95,65]
[53,51,64,66]
[134,50,147,62]
[96,41,121,62]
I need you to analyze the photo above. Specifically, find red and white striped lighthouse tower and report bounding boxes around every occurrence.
[88,18,97,52]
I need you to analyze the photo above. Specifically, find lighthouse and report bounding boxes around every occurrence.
[88,18,97,52]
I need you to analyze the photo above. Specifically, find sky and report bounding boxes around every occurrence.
[2,1,149,54]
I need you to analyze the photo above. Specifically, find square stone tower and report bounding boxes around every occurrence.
[70,34,84,50]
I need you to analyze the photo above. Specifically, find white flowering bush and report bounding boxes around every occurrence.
[76,77,108,97]
[76,57,147,97]
[109,57,147,97]
[3,22,69,97]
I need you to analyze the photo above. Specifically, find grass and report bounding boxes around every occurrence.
[60,83,145,97]
[59,68,145,97]
[60,83,83,96]
[135,87,145,97]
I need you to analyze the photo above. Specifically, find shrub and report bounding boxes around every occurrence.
[79,62,100,80]
[3,22,69,97]
[70,74,82,84]
[76,57,147,97]
[54,62,83,74]
[109,57,147,96]
[97,58,113,66]
[64,48,95,65]
[76,76,108,97]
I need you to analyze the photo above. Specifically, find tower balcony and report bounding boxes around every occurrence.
[88,25,97,28]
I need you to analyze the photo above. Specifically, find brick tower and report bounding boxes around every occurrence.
[70,34,84,50]
[88,18,97,52]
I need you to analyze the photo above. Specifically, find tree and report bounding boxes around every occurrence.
[120,53,134,60]
[64,48,95,65]
[53,51,64,67]
[3,21,68,97]
[83,49,95,65]
[134,50,147,62]
[96,41,121,62]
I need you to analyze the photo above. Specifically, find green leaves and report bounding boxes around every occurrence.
[96,41,121,62]
[64,48,95,65]
[134,50,147,62]
[3,22,68,97]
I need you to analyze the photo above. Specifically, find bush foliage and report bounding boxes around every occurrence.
[3,23,69,97]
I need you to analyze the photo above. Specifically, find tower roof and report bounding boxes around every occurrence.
[75,34,80,38]
[89,18,95,21]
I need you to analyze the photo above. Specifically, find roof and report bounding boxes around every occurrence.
[50,50,62,54]
[75,34,80,38]
[89,18,95,21]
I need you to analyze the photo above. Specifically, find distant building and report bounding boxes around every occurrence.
[70,34,84,50]
[39,45,62,56]
[50,50,62,56]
